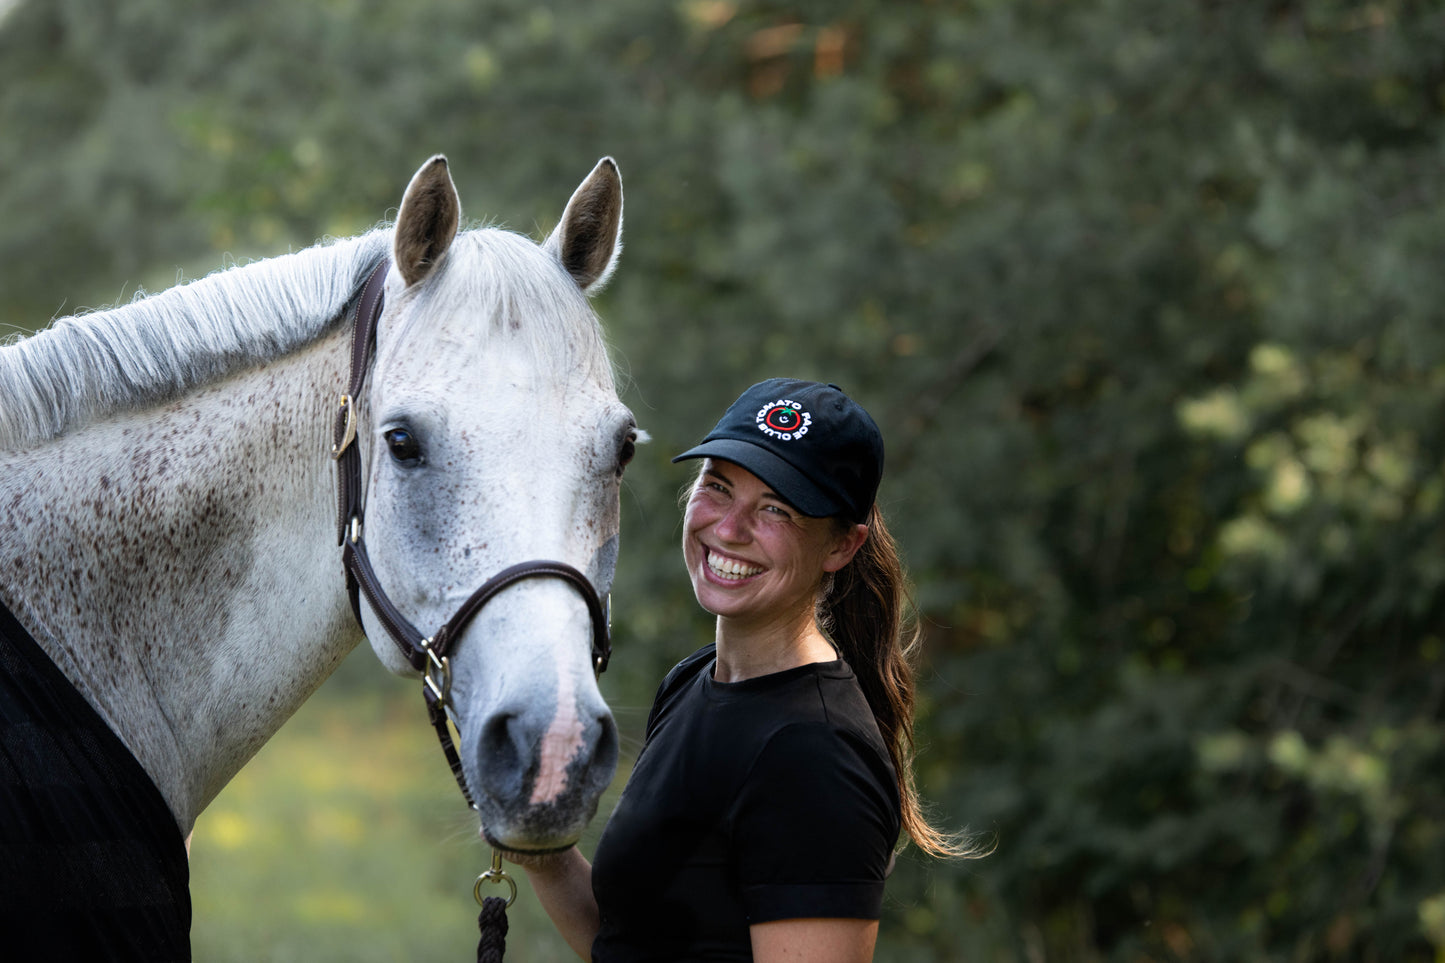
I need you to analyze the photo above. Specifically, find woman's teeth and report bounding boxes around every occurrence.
[708,552,763,581]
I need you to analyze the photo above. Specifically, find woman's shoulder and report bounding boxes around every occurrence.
[654,643,715,701]
[757,712,894,783]
[755,668,898,796]
[642,644,716,734]
[734,716,902,840]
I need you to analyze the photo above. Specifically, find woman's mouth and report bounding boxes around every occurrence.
[706,549,764,582]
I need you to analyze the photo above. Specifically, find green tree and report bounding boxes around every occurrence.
[3,1,1444,959]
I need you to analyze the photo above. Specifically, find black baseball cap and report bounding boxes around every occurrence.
[672,379,884,523]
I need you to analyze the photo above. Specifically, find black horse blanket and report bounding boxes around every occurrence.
[0,599,190,961]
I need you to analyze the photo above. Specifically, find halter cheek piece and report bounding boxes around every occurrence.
[329,258,612,817]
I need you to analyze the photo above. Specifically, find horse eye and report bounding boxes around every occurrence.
[616,429,637,477]
[384,427,424,466]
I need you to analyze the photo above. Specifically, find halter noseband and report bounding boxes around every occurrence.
[330,258,612,811]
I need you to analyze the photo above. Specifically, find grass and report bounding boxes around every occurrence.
[189,649,621,963]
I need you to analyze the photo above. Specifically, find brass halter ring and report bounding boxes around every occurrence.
[474,848,517,907]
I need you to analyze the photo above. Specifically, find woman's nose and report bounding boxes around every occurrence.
[713,502,751,542]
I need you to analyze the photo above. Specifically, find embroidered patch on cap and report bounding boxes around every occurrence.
[755,399,812,441]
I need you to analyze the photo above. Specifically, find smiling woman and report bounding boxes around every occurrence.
[512,378,978,963]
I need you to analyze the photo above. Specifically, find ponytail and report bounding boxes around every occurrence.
[819,506,981,859]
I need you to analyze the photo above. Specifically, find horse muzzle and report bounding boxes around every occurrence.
[471,693,619,852]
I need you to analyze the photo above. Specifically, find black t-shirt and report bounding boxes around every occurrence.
[0,599,192,961]
[591,644,901,962]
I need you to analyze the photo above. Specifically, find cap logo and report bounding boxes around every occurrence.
[756,399,811,441]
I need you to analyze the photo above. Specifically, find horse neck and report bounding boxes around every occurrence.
[0,325,358,834]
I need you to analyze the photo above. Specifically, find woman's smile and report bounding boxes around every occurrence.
[704,547,765,582]
[682,459,861,632]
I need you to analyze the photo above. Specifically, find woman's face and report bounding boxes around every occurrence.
[682,459,865,627]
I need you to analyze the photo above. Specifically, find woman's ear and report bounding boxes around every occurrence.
[823,523,870,573]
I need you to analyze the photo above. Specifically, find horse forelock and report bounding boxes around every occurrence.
[381,229,615,391]
[0,230,392,451]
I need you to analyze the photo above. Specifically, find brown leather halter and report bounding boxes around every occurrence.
[330,258,612,811]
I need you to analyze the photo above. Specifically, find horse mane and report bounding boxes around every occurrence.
[0,223,617,453]
[0,230,391,451]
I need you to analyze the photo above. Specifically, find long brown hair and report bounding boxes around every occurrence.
[819,505,981,859]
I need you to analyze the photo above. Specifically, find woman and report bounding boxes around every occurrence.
[520,378,967,961]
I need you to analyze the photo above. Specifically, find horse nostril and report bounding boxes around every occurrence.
[586,711,620,795]
[479,711,525,800]
[477,703,619,811]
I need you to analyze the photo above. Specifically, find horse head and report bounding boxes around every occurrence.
[355,156,632,852]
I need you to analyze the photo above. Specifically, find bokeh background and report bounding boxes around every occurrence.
[3,1,1444,960]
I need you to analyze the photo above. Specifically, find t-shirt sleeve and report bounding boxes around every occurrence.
[730,722,901,924]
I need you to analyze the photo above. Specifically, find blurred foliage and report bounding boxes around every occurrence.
[189,648,618,962]
[4,0,1445,959]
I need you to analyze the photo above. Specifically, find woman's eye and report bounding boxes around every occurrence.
[384,427,424,466]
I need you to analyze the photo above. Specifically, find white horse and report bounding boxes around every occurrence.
[0,156,632,940]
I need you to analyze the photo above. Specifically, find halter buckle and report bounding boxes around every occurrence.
[474,848,518,907]
[331,394,357,459]
[593,593,612,676]
[423,639,452,708]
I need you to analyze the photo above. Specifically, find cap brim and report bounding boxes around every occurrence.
[672,438,842,518]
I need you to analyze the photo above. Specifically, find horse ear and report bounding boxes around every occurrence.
[394,155,461,287]
[544,157,623,294]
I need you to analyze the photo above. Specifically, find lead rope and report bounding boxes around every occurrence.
[477,895,509,962]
